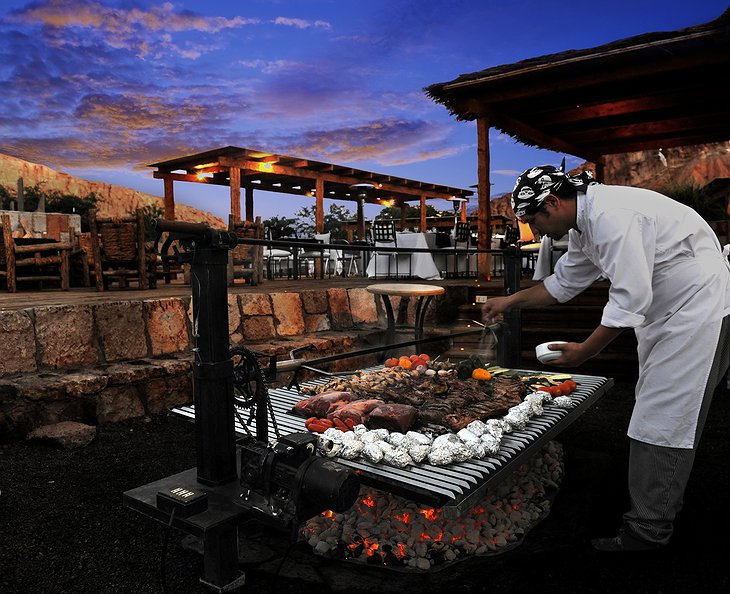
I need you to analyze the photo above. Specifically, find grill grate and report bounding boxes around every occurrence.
[172,368,613,518]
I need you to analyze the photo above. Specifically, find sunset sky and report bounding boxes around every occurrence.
[0,1,727,221]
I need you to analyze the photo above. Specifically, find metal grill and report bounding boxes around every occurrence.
[172,369,613,519]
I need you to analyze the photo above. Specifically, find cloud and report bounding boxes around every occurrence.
[273,17,331,30]
[7,0,259,59]
[281,118,467,166]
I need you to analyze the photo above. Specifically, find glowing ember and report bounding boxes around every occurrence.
[303,442,564,571]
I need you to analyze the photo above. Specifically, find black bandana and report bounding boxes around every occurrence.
[511,159,595,219]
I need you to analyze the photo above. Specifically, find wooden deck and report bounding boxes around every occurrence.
[0,274,508,311]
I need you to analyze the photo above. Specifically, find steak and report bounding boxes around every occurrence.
[291,391,356,418]
[367,403,418,433]
[329,399,385,425]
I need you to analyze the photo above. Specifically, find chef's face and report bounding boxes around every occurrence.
[520,195,570,240]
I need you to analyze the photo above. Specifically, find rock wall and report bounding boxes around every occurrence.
[0,152,225,228]
[0,286,466,442]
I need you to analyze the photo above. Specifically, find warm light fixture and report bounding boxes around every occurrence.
[518,221,535,243]
[257,162,273,172]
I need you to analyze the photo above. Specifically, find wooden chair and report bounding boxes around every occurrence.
[227,215,264,286]
[88,209,157,291]
[0,214,71,292]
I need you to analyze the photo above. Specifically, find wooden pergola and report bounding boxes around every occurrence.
[426,8,730,278]
[149,146,473,235]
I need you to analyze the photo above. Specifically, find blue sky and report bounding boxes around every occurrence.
[0,0,727,222]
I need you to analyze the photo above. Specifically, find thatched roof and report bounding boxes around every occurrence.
[426,9,730,161]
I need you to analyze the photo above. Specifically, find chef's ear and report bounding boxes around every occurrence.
[543,194,559,209]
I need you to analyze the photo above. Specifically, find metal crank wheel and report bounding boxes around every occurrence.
[229,346,280,441]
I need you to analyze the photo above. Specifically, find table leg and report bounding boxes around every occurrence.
[380,294,396,360]
[414,295,434,342]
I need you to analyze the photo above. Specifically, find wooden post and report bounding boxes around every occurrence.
[17,178,24,211]
[245,186,254,222]
[595,156,605,183]
[163,177,175,220]
[399,202,407,231]
[460,200,467,222]
[356,199,365,240]
[315,177,324,233]
[419,195,427,231]
[229,167,241,222]
[477,117,491,280]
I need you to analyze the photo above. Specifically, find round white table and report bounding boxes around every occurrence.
[366,283,445,354]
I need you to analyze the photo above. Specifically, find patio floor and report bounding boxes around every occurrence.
[0,274,511,311]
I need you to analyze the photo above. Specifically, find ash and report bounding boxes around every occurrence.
[302,441,563,571]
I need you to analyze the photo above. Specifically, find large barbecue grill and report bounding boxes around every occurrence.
[173,369,612,518]
[123,220,615,593]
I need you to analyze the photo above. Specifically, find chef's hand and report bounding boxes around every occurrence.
[481,296,511,325]
[548,341,592,367]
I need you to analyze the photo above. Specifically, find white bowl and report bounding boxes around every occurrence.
[535,341,567,364]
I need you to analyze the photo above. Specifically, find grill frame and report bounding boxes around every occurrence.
[172,367,613,518]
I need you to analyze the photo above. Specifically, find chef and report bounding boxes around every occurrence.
[482,160,730,551]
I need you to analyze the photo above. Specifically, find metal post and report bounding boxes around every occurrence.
[499,247,522,368]
[190,235,238,486]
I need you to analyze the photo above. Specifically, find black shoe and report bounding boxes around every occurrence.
[591,529,662,552]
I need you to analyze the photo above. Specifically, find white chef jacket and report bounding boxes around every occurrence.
[543,184,730,448]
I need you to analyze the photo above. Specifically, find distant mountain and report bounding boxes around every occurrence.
[0,152,225,228]
[482,141,730,219]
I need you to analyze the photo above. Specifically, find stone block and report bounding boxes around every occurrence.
[166,374,194,405]
[228,294,243,343]
[145,298,190,355]
[13,373,67,401]
[96,385,145,424]
[35,305,98,369]
[239,293,272,316]
[105,360,166,385]
[347,288,379,325]
[242,316,276,341]
[304,313,331,333]
[300,290,328,314]
[271,292,304,336]
[0,310,37,374]
[26,421,96,449]
[0,400,37,443]
[60,372,109,397]
[94,301,148,362]
[327,288,352,329]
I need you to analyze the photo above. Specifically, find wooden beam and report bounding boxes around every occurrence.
[218,157,470,201]
[153,171,230,186]
[420,195,427,231]
[472,101,597,162]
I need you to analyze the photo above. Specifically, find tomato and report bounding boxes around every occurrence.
[558,382,573,394]
[418,354,431,362]
[549,385,563,397]
[384,357,399,368]
[566,379,578,392]
[398,357,412,369]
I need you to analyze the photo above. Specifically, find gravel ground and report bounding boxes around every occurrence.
[1,378,728,594]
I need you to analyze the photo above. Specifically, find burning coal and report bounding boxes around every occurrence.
[302,441,563,571]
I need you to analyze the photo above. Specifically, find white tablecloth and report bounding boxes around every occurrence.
[366,232,440,280]
[532,236,568,280]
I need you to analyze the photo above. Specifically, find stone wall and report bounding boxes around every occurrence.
[0,286,467,441]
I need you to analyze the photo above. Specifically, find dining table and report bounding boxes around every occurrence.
[365,231,441,280]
